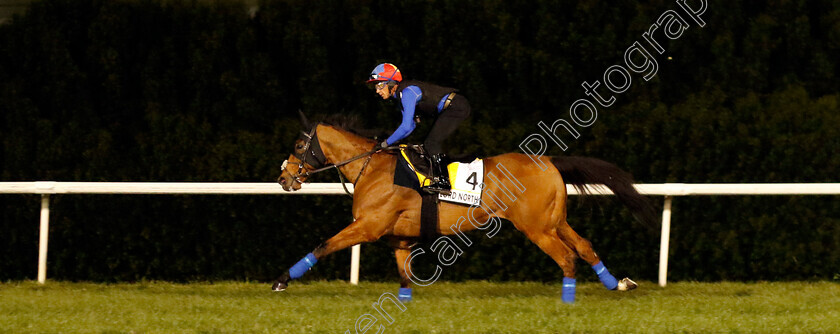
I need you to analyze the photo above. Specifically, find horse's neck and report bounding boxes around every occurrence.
[317,125,379,180]
[318,125,373,161]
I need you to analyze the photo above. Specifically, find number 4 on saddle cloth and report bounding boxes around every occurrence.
[393,145,484,206]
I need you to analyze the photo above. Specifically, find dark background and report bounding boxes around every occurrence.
[1,0,838,283]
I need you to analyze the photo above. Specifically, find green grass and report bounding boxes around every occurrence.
[1,280,838,333]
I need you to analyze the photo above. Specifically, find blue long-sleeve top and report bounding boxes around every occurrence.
[385,85,422,145]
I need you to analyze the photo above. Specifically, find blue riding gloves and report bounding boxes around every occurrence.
[289,253,318,279]
[592,261,618,290]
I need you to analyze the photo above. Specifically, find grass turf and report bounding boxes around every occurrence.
[1,280,838,333]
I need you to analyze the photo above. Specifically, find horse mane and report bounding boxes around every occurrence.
[314,114,386,140]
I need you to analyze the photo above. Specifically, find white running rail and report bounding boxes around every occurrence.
[2,182,839,286]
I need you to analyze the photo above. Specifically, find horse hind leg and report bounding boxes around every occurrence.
[555,220,637,291]
[519,229,580,303]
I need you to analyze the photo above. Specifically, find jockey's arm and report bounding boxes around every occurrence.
[385,85,422,145]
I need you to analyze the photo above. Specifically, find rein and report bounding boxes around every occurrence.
[305,148,379,176]
[304,149,381,197]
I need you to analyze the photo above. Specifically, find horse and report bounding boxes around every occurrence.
[273,113,655,303]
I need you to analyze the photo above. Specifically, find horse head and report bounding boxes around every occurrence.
[277,111,329,191]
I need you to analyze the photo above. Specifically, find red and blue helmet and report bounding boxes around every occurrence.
[366,63,402,83]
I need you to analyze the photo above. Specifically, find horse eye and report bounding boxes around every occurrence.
[296,144,304,149]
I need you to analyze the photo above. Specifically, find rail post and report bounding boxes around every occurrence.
[658,195,673,287]
[37,194,50,284]
[350,244,361,285]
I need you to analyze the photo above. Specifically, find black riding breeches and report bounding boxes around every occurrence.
[424,95,470,156]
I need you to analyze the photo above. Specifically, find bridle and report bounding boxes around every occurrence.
[280,125,386,195]
[281,127,325,185]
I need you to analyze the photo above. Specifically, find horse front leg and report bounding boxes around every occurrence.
[272,221,381,291]
[387,238,417,302]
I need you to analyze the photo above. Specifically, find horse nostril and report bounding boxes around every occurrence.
[278,177,286,185]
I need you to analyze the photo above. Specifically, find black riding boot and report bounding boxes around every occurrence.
[424,154,452,195]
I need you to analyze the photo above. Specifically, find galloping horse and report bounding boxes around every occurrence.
[274,114,655,303]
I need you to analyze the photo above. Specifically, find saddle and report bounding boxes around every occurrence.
[393,145,484,206]
[393,145,434,190]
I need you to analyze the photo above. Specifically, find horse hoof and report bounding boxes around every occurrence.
[616,277,638,291]
[272,280,288,292]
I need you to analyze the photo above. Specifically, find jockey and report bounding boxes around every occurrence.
[367,62,471,194]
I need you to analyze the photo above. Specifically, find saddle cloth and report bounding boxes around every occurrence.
[393,145,483,206]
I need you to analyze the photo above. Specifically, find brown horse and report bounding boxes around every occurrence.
[274,116,655,303]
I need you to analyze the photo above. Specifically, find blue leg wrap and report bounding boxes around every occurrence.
[288,253,318,280]
[592,261,618,290]
[398,288,413,302]
[562,277,576,304]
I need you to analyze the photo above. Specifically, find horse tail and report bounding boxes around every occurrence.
[550,156,657,229]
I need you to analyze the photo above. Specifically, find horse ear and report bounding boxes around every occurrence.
[298,109,311,129]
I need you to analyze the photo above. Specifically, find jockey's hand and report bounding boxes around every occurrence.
[379,141,389,149]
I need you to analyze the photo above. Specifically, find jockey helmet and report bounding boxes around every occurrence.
[367,63,402,83]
